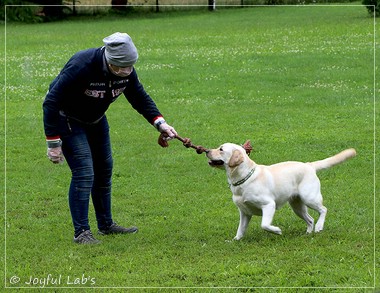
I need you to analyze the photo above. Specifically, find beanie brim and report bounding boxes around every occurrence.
[103,32,138,67]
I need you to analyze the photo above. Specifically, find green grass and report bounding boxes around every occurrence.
[2,4,378,292]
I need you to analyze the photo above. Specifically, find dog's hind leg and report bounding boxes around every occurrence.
[312,201,327,233]
[261,201,282,235]
[234,209,252,240]
[303,193,327,233]
[289,196,314,233]
[299,176,327,233]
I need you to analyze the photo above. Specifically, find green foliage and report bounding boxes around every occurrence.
[3,5,377,291]
[2,0,71,23]
[2,0,43,23]
[264,0,358,4]
[362,0,380,16]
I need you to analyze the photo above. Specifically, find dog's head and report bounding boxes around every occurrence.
[206,143,247,169]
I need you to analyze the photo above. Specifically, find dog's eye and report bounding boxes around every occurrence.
[219,147,223,152]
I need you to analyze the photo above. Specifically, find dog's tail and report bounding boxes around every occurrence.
[309,148,356,171]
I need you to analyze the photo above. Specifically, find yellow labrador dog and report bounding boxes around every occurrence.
[206,143,356,240]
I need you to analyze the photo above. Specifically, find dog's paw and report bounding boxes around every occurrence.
[270,228,282,235]
[263,225,282,235]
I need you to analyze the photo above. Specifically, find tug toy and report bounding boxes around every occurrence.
[158,133,253,156]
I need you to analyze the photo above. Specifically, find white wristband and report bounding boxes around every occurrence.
[47,138,62,148]
[154,117,166,130]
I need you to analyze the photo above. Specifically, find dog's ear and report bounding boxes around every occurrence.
[228,150,244,168]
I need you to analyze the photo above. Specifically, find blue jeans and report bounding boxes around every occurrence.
[59,115,114,236]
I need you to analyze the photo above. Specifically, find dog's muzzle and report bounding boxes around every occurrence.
[208,160,224,167]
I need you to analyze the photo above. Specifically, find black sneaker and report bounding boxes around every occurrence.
[73,230,101,244]
[98,222,138,235]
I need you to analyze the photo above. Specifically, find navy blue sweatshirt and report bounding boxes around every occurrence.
[43,47,163,139]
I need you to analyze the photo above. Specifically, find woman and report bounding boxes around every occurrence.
[43,32,177,244]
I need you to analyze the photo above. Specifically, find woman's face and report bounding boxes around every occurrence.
[108,63,134,77]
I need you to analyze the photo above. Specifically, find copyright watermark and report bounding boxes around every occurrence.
[8,274,96,287]
[9,275,20,285]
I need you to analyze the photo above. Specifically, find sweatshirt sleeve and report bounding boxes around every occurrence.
[42,62,84,139]
[123,69,163,125]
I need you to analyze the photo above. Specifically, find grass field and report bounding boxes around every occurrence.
[2,3,378,292]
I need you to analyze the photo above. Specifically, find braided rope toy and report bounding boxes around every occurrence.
[158,133,253,156]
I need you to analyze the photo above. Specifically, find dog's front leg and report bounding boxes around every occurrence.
[261,202,282,235]
[234,209,252,240]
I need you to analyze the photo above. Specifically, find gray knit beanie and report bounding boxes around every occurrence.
[103,32,138,67]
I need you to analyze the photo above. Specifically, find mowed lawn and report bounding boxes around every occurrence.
[3,4,378,291]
